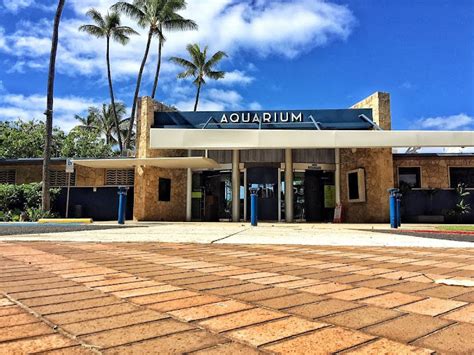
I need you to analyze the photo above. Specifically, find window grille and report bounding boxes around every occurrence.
[105,169,135,186]
[0,170,16,184]
[49,170,76,187]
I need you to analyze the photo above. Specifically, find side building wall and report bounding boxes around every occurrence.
[393,155,474,189]
[340,92,394,223]
[133,97,187,221]
[0,162,106,187]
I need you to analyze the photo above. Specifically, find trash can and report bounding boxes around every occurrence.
[72,205,83,218]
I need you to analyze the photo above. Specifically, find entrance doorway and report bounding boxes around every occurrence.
[247,167,279,221]
[304,170,335,222]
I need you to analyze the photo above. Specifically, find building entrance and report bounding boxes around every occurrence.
[247,167,279,221]
[304,170,335,222]
[282,170,335,222]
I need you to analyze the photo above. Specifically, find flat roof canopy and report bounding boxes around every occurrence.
[73,157,220,169]
[150,129,474,149]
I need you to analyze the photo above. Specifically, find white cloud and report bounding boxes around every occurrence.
[219,70,254,85]
[0,0,354,80]
[172,86,260,112]
[3,0,34,12]
[0,0,353,116]
[2,0,55,12]
[415,113,474,130]
[0,93,101,131]
[400,81,413,89]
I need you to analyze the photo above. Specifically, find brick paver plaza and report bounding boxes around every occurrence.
[1,241,474,353]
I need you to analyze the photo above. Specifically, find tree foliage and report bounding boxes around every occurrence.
[60,128,115,158]
[0,120,65,159]
[0,116,116,159]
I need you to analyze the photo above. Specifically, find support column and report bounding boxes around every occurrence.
[285,149,294,223]
[186,168,192,222]
[232,150,240,222]
[335,148,341,205]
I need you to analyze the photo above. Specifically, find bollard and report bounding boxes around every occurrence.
[396,193,402,228]
[117,187,128,225]
[250,193,258,226]
[388,188,399,229]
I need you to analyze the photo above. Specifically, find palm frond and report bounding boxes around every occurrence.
[205,50,227,70]
[206,70,225,80]
[162,17,197,32]
[85,8,106,28]
[186,43,203,67]
[177,69,195,79]
[78,24,105,38]
[112,1,147,28]
[170,56,197,71]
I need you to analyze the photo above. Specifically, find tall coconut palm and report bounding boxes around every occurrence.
[150,0,197,99]
[89,103,128,146]
[74,108,99,131]
[170,44,227,111]
[110,0,157,151]
[42,0,66,212]
[79,9,137,155]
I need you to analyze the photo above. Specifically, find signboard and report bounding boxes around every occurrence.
[154,108,374,130]
[324,185,336,209]
[65,159,74,173]
[334,204,343,223]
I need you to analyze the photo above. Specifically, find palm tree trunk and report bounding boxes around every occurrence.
[106,36,123,155]
[125,29,153,151]
[151,36,163,99]
[193,81,202,112]
[42,0,65,212]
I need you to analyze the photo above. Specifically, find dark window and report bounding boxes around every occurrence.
[348,171,360,200]
[399,167,421,189]
[450,168,474,188]
[159,178,171,201]
[0,170,16,184]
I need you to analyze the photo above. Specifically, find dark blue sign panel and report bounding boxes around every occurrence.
[154,109,374,130]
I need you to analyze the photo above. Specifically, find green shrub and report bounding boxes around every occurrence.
[26,208,58,222]
[0,183,60,221]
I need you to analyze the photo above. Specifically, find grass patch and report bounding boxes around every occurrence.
[436,225,474,232]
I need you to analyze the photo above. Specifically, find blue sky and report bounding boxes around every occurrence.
[0,0,472,138]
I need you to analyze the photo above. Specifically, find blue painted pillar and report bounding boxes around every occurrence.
[396,193,402,228]
[250,193,258,226]
[118,187,128,225]
[388,188,399,229]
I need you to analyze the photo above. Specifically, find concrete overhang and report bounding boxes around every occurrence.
[73,157,220,169]
[150,129,474,149]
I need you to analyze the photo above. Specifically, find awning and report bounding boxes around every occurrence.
[73,157,220,169]
[150,129,474,149]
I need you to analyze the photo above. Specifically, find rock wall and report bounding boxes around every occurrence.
[133,97,187,221]
[394,155,474,189]
[340,92,394,223]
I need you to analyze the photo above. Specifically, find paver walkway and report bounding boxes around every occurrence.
[0,241,474,354]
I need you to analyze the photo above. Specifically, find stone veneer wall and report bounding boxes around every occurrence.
[133,97,187,221]
[394,155,474,189]
[0,163,107,187]
[340,92,394,223]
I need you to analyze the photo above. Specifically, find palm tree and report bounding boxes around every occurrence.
[170,44,227,111]
[74,108,99,131]
[42,0,66,212]
[111,0,163,151]
[150,0,197,99]
[79,9,137,155]
[91,103,128,146]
